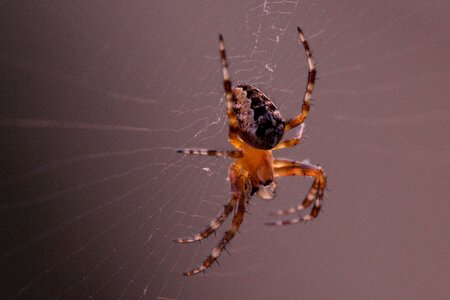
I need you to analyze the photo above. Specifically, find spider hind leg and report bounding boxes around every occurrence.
[219,34,243,150]
[273,123,305,150]
[284,26,316,132]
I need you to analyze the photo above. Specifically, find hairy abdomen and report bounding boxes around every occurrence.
[232,85,285,150]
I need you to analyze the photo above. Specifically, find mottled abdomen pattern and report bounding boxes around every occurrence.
[232,85,285,150]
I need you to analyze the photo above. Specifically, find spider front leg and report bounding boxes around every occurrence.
[173,192,238,243]
[173,167,241,243]
[173,166,242,243]
[181,167,248,276]
[266,159,326,226]
[285,27,316,132]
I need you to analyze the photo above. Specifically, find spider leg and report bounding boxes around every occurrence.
[176,148,243,158]
[183,169,248,276]
[183,190,246,276]
[285,27,316,132]
[273,124,305,150]
[266,159,326,225]
[173,184,239,243]
[219,34,245,149]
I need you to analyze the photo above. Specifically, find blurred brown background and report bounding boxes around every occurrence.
[1,1,449,299]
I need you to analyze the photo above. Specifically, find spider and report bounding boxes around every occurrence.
[174,27,326,276]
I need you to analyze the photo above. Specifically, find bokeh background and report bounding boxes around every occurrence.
[1,1,449,299]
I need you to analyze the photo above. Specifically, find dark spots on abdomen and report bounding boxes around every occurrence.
[233,84,286,150]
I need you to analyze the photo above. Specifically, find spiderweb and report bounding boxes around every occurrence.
[1,0,449,299]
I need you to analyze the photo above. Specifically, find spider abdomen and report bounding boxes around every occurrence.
[232,85,285,150]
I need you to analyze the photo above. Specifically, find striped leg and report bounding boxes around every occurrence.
[173,166,241,243]
[176,148,243,158]
[219,34,244,149]
[183,170,248,276]
[266,159,326,226]
[173,192,239,243]
[273,124,305,150]
[173,165,241,243]
[285,27,316,132]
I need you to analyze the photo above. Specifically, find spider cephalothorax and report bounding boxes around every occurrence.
[175,27,326,276]
[233,84,285,150]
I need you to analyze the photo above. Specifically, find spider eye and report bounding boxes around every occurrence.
[233,85,285,150]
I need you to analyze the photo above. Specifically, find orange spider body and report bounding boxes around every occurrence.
[235,143,274,187]
[175,27,326,276]
[232,142,283,203]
